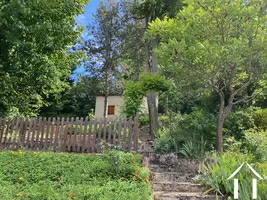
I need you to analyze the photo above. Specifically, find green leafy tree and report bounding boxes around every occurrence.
[148,0,267,151]
[129,0,184,136]
[0,0,89,116]
[83,0,123,118]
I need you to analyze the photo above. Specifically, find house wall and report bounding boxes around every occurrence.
[95,96,148,119]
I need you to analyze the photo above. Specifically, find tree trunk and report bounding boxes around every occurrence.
[147,92,158,137]
[216,93,225,152]
[147,38,159,137]
[216,111,224,152]
[103,72,109,118]
[144,17,150,72]
[216,93,233,152]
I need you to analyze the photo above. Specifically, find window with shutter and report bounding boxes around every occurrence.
[108,105,115,115]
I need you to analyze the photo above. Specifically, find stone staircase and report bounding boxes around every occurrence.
[146,153,222,200]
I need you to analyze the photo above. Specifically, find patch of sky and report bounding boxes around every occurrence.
[72,0,121,82]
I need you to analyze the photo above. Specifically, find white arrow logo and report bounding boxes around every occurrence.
[227,163,263,199]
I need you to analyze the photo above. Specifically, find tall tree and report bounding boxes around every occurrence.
[119,0,146,81]
[130,0,184,136]
[0,0,89,116]
[148,0,267,151]
[83,0,122,117]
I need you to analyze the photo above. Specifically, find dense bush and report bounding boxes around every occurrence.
[154,128,181,154]
[200,152,267,199]
[0,150,151,200]
[154,109,216,156]
[224,108,255,140]
[252,108,267,130]
[243,129,267,162]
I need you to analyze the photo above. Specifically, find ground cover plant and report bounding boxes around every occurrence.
[0,150,151,200]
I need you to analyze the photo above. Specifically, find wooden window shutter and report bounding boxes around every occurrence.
[108,105,115,115]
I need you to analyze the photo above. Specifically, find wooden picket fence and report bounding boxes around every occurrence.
[0,117,139,153]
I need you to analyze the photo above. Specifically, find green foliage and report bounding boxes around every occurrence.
[252,108,267,131]
[173,108,216,145]
[88,108,96,120]
[131,0,184,20]
[123,73,170,117]
[0,0,88,116]
[122,81,146,117]
[243,129,267,162]
[154,109,216,155]
[158,115,169,128]
[179,138,207,160]
[0,151,151,200]
[140,73,170,93]
[224,108,255,140]
[148,0,267,151]
[40,77,103,117]
[139,114,150,127]
[200,152,267,199]
[154,128,181,154]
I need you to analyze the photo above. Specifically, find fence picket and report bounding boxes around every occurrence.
[118,119,122,148]
[35,117,42,150]
[58,117,65,152]
[43,117,51,150]
[0,118,5,148]
[123,118,127,151]
[30,118,37,149]
[53,117,60,151]
[103,118,107,143]
[3,118,11,147]
[39,117,47,150]
[0,117,3,147]
[68,117,74,152]
[11,118,20,150]
[91,119,97,153]
[113,120,117,146]
[25,118,33,148]
[61,117,69,152]
[82,117,88,152]
[7,118,16,149]
[96,119,102,152]
[72,117,79,152]
[108,120,112,144]
[87,118,93,153]
[127,118,133,151]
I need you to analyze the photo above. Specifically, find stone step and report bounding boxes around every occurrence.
[153,182,205,193]
[150,164,199,174]
[152,172,196,182]
[154,191,223,200]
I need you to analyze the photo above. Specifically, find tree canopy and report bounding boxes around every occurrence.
[0,0,89,116]
[147,0,267,151]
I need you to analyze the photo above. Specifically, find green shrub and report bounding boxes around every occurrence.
[154,133,180,154]
[179,138,207,160]
[139,114,149,127]
[224,108,255,140]
[154,109,215,155]
[243,129,267,162]
[139,114,169,128]
[158,115,169,128]
[252,108,267,130]
[172,108,216,146]
[0,150,151,200]
[199,151,267,199]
